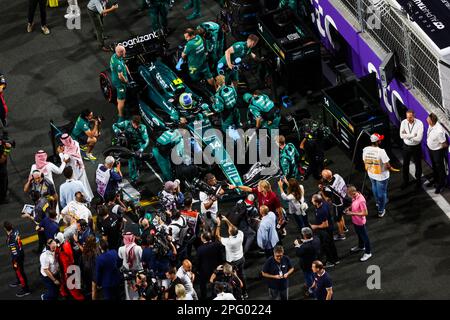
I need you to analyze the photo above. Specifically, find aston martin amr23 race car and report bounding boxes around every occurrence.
[99,33,244,188]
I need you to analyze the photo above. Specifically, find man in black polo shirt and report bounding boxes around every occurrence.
[165,267,183,300]
[261,246,294,300]
[311,260,333,300]
[97,205,123,250]
[310,194,339,268]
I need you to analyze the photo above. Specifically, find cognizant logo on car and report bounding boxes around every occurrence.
[117,31,159,48]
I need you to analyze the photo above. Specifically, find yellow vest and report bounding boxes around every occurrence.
[48,0,59,7]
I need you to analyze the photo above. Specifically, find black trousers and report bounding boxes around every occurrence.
[316,229,339,263]
[402,144,422,183]
[12,256,29,291]
[0,168,7,202]
[230,257,246,295]
[429,148,447,188]
[28,0,47,26]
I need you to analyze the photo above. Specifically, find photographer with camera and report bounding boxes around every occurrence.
[112,115,149,183]
[159,180,184,213]
[96,156,123,202]
[199,173,224,234]
[118,232,143,300]
[71,109,101,161]
[215,215,247,299]
[209,263,243,300]
[134,271,159,300]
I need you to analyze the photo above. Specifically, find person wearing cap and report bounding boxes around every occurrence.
[217,35,259,88]
[160,180,184,213]
[110,45,129,122]
[95,155,123,201]
[24,169,57,208]
[181,28,215,87]
[344,185,372,262]
[400,109,424,189]
[244,91,280,131]
[426,113,448,194]
[55,232,84,300]
[211,75,240,133]
[197,21,223,69]
[294,227,320,297]
[112,115,149,183]
[276,135,301,180]
[362,133,391,217]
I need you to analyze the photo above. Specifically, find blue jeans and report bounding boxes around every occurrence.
[369,178,389,213]
[303,270,314,289]
[354,224,371,254]
[41,275,59,300]
[292,214,309,231]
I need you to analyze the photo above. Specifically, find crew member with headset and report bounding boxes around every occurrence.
[426,113,448,194]
[399,109,424,190]
[217,34,259,88]
[112,115,149,183]
[244,91,280,131]
[211,75,240,133]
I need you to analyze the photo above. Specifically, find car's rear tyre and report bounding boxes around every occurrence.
[100,70,117,104]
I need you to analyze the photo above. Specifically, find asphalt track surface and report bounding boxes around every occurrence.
[1,0,450,300]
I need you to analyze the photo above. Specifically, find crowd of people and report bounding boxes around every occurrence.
[1,0,449,302]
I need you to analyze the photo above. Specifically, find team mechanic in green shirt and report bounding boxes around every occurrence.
[110,45,130,123]
[217,34,259,88]
[276,135,301,180]
[112,115,149,183]
[196,21,223,69]
[181,28,215,87]
[244,91,281,131]
[183,0,201,20]
[211,75,240,132]
[70,109,100,161]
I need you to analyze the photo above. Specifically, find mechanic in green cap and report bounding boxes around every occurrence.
[244,91,280,131]
[196,21,223,69]
[110,45,130,123]
[112,115,149,183]
[181,28,215,88]
[183,0,201,20]
[146,0,169,32]
[211,75,240,132]
[276,135,301,180]
[217,34,259,88]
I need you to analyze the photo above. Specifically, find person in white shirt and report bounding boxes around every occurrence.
[213,283,236,300]
[176,259,198,300]
[426,113,448,194]
[362,133,391,218]
[30,150,68,186]
[199,174,224,233]
[118,233,143,300]
[61,191,92,225]
[39,239,60,300]
[400,110,424,189]
[215,215,247,298]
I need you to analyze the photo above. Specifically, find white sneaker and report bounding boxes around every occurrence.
[64,12,80,19]
[378,210,386,218]
[360,253,372,262]
[350,246,365,252]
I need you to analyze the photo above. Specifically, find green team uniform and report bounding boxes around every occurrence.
[110,53,128,100]
[217,41,252,82]
[279,0,297,11]
[247,93,280,130]
[71,116,90,143]
[152,129,183,181]
[183,35,212,82]
[147,0,168,31]
[197,22,222,68]
[212,85,239,132]
[112,120,149,182]
[280,142,301,180]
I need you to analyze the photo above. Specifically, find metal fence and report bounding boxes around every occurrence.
[337,0,444,113]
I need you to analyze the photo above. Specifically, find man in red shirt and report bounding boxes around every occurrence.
[229,180,284,232]
[55,233,84,300]
[0,73,8,128]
